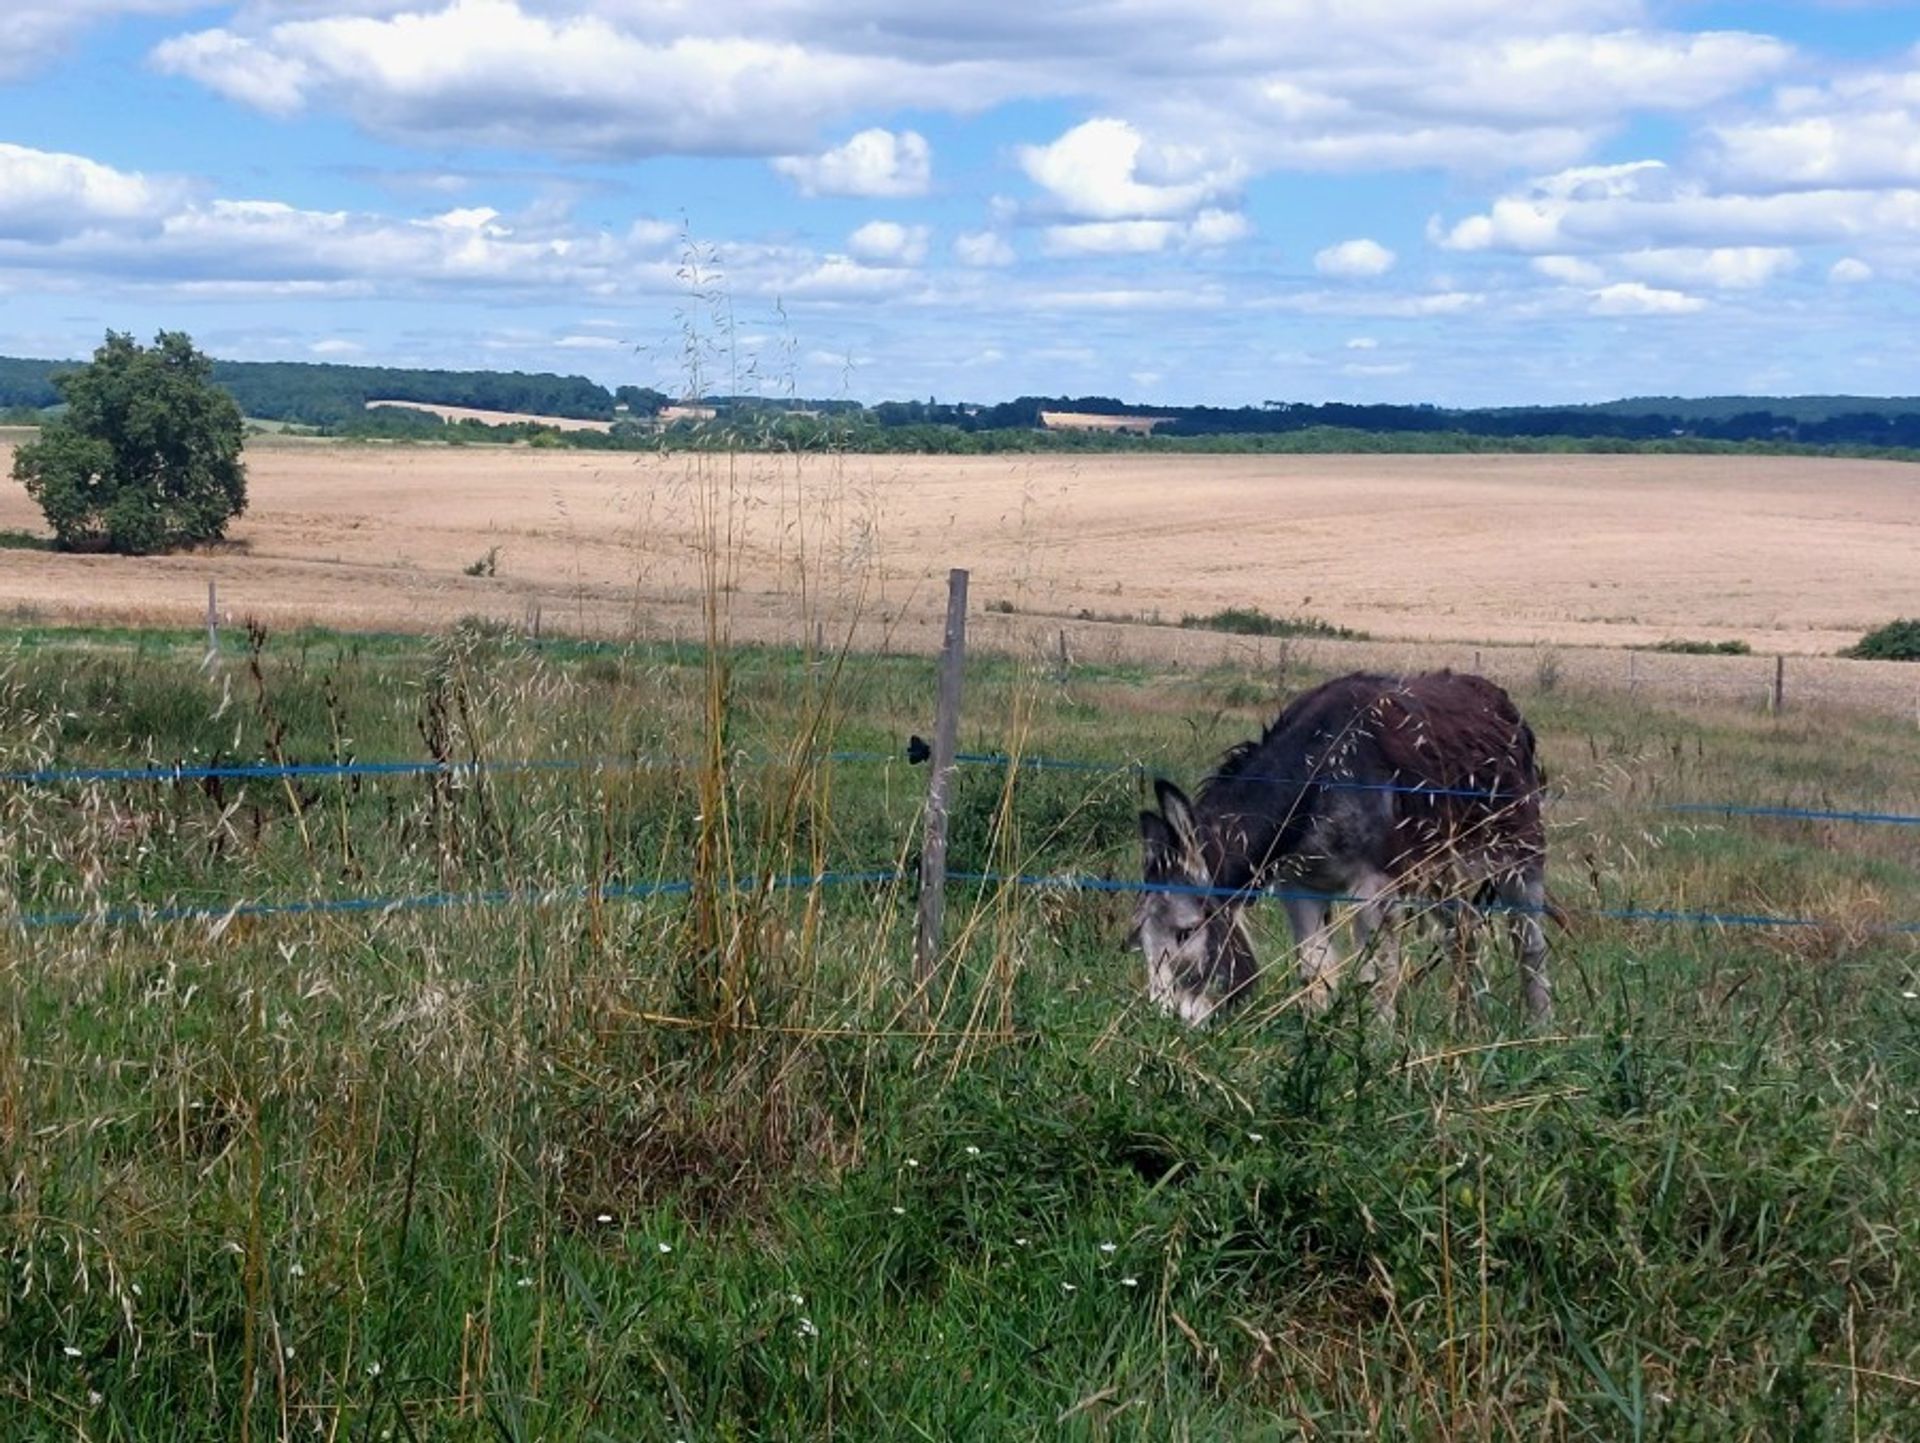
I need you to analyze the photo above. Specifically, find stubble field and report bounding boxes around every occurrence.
[2,439,1916,712]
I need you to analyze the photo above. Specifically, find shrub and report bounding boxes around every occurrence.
[11,331,246,554]
[1177,607,1360,640]
[1844,618,1920,661]
[1650,639,1752,655]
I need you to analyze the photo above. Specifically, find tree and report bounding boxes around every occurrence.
[12,330,247,554]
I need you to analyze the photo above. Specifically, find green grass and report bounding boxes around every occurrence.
[3,623,1919,1439]
[1177,606,1363,640]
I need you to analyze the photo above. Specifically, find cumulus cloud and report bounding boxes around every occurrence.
[1589,281,1705,314]
[1041,209,1251,256]
[1709,60,1920,192]
[1829,256,1873,283]
[1532,254,1606,284]
[1018,118,1240,219]
[142,0,1801,209]
[152,0,1010,157]
[953,230,1015,267]
[847,219,929,266]
[1437,159,1920,255]
[0,0,200,82]
[0,142,186,242]
[1615,245,1796,289]
[1314,238,1396,278]
[773,128,931,197]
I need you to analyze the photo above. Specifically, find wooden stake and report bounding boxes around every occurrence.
[1770,654,1785,714]
[915,568,969,995]
[205,580,218,667]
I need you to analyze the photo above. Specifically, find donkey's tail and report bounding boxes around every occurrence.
[1544,893,1574,931]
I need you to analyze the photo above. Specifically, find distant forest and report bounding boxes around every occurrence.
[5,352,1920,452]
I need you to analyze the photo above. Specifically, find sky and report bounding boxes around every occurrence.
[2,1,1919,407]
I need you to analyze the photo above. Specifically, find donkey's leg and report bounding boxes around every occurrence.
[1282,894,1339,1013]
[1494,867,1552,1022]
[1350,871,1402,1022]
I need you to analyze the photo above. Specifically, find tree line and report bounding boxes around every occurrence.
[8,349,1920,449]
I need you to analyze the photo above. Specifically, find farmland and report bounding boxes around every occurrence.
[2,442,1918,718]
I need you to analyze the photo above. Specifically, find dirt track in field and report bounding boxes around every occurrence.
[2,439,1916,712]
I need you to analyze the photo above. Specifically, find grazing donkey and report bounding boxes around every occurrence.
[1133,671,1551,1025]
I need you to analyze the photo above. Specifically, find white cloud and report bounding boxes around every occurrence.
[1616,245,1796,289]
[1829,256,1873,284]
[1345,336,1378,349]
[153,0,1010,157]
[953,230,1015,267]
[1042,209,1250,256]
[1265,289,1484,317]
[1042,220,1180,256]
[1398,29,1790,123]
[1710,61,1920,192]
[309,337,363,355]
[779,256,922,298]
[0,142,184,241]
[1018,118,1239,219]
[773,128,931,197]
[0,0,200,82]
[847,219,929,266]
[1185,208,1252,248]
[1314,238,1396,278]
[1438,159,1920,255]
[1589,281,1705,315]
[1532,254,1606,284]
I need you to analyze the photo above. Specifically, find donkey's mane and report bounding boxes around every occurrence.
[1201,671,1400,796]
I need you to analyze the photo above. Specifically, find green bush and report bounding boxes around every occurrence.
[1844,618,1920,661]
[1650,638,1752,655]
[11,331,246,554]
[1177,606,1361,640]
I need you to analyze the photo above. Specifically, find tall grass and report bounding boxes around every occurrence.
[3,606,1920,1437]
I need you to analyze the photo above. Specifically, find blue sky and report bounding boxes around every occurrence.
[2,1,1918,406]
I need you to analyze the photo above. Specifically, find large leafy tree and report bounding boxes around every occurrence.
[13,330,247,554]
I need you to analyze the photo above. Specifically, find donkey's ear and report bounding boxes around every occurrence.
[1153,779,1198,846]
[1139,810,1177,872]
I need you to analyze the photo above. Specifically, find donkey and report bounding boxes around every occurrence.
[1133,671,1551,1025]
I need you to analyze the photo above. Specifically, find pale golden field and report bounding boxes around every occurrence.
[3,437,1917,711]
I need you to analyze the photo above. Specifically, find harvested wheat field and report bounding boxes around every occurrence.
[2,439,1917,710]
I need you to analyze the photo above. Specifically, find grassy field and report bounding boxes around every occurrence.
[2,617,1919,1439]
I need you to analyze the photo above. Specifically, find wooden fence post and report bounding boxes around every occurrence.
[915,568,969,995]
[1769,655,1785,714]
[204,580,219,668]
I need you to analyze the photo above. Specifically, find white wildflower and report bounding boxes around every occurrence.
[596,1214,613,1225]
[798,1317,819,1339]
[1247,1132,1264,1142]
[965,1146,981,1157]
[657,1242,672,1254]
[1061,1282,1077,1293]
[1121,1277,1139,1288]
[64,1346,82,1358]
[891,1206,905,1215]
[1098,1242,1116,1254]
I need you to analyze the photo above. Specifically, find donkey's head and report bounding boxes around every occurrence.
[1133,779,1255,1026]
